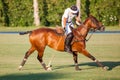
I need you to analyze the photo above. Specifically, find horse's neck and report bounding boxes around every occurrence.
[78,24,90,38]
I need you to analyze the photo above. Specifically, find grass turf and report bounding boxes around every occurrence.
[0,33,120,80]
[0,26,120,31]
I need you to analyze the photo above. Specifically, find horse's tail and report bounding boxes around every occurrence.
[19,31,32,35]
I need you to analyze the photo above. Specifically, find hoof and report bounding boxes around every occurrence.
[46,67,52,71]
[76,68,81,71]
[103,66,109,70]
[75,66,81,71]
[18,66,23,70]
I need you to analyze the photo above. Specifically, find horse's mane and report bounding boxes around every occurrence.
[84,15,99,24]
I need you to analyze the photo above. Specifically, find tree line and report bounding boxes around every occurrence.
[0,0,120,27]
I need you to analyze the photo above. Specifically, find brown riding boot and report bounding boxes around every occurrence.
[64,33,73,53]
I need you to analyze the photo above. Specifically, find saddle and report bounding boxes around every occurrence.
[55,27,65,35]
[54,27,73,50]
[54,26,73,35]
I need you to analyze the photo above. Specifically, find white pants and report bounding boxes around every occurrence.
[62,22,74,35]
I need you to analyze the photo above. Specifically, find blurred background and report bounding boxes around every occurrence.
[0,0,120,28]
[0,1,120,80]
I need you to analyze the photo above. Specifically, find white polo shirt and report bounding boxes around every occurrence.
[62,8,77,25]
[62,8,77,34]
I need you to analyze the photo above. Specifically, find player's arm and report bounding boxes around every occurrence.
[75,12,82,26]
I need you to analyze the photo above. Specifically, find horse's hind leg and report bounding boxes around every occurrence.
[19,46,35,70]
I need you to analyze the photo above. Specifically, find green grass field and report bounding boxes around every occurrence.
[0,33,120,80]
[0,25,120,31]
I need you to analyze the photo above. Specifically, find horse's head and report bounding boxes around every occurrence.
[84,15,105,31]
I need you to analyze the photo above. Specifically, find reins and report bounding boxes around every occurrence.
[73,24,95,42]
[85,30,95,42]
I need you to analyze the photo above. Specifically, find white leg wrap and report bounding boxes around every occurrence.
[18,65,23,70]
[75,63,78,66]
[23,58,27,61]
[47,67,52,71]
[19,65,22,68]
[94,59,98,62]
[41,62,45,65]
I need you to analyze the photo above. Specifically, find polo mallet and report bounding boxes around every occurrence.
[47,54,55,68]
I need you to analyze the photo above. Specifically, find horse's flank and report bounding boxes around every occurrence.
[29,28,66,51]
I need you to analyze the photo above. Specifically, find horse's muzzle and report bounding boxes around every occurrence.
[99,26,105,32]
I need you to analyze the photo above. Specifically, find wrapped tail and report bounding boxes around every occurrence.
[19,31,32,35]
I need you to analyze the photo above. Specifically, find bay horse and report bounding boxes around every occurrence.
[19,15,109,71]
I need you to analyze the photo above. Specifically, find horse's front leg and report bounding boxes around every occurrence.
[81,49,109,70]
[37,47,52,71]
[37,55,52,71]
[73,52,81,70]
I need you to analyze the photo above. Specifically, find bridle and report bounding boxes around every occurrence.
[73,24,100,42]
[72,16,105,43]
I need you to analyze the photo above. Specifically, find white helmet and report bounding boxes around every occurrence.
[70,5,79,14]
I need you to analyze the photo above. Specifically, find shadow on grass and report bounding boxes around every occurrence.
[0,72,66,80]
[79,61,120,70]
[0,61,120,80]
[54,61,120,70]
